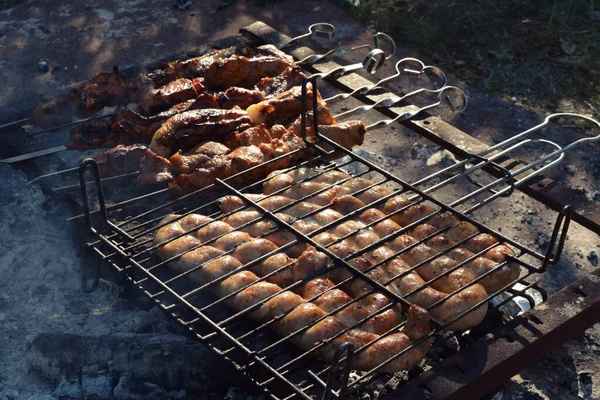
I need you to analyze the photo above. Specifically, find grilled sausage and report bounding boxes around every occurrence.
[153,214,430,372]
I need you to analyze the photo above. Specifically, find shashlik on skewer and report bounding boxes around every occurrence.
[28,44,294,128]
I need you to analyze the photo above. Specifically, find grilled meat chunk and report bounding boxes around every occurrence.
[160,45,293,91]
[217,87,265,109]
[76,67,128,113]
[138,78,206,116]
[29,67,127,129]
[169,141,231,174]
[137,150,176,189]
[150,109,253,158]
[169,145,272,194]
[91,144,148,176]
[226,125,272,148]
[65,119,126,150]
[255,67,306,97]
[28,94,78,129]
[246,84,324,127]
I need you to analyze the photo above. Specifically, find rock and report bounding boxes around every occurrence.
[172,0,191,10]
[564,164,577,175]
[38,59,49,73]
[579,371,593,398]
[588,249,599,267]
[536,232,550,248]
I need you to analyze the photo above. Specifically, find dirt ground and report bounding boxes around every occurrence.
[0,0,599,399]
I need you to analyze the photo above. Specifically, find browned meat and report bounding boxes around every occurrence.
[246,84,324,127]
[190,92,220,109]
[138,78,206,116]
[286,106,336,136]
[65,93,222,151]
[91,144,148,176]
[169,145,272,194]
[28,45,291,129]
[76,67,128,114]
[65,119,126,150]
[132,45,253,91]
[29,68,127,129]
[150,109,253,158]
[28,93,79,129]
[255,67,307,97]
[137,150,176,188]
[169,141,231,174]
[217,87,265,109]
[253,44,295,65]
[226,125,272,148]
[161,46,292,91]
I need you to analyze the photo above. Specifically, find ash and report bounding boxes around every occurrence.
[0,164,239,399]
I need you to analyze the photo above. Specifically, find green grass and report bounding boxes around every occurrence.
[337,0,600,119]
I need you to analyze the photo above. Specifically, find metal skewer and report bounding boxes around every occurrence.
[309,48,387,81]
[278,23,336,49]
[365,86,467,130]
[297,32,396,66]
[325,58,445,103]
[333,65,449,120]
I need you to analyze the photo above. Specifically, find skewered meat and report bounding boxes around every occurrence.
[166,122,367,196]
[169,141,231,174]
[226,125,272,148]
[246,84,324,127]
[65,118,126,150]
[153,213,431,372]
[138,77,207,116]
[66,94,220,150]
[150,109,253,158]
[169,145,273,195]
[77,67,128,113]
[29,67,128,129]
[137,150,176,189]
[29,44,289,129]
[162,50,292,91]
[256,67,306,97]
[217,87,265,109]
[91,144,148,177]
[28,94,78,129]
[216,67,307,110]
[131,46,254,91]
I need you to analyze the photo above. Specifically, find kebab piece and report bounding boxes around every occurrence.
[166,120,366,196]
[29,67,128,129]
[65,95,219,150]
[91,144,148,177]
[149,108,253,158]
[153,213,431,373]
[28,44,293,129]
[137,77,207,116]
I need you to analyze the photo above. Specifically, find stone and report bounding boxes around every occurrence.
[588,249,599,267]
[38,59,49,73]
[564,164,577,175]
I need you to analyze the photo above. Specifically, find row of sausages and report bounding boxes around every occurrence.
[151,167,520,372]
